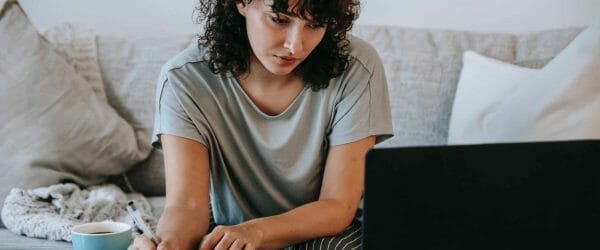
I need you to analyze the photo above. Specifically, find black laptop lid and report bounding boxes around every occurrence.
[363,140,600,250]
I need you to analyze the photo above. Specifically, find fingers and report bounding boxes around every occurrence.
[199,227,225,250]
[130,235,156,250]
[156,240,174,250]
[229,239,244,250]
[243,243,256,250]
[214,233,236,249]
[199,225,258,250]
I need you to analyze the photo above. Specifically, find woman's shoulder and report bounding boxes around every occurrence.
[326,35,386,96]
[159,42,210,78]
[346,34,384,74]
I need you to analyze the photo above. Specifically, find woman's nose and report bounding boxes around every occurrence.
[283,25,303,56]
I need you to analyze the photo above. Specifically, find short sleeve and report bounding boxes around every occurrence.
[328,44,394,146]
[151,77,208,149]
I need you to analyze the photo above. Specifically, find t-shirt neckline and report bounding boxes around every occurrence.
[228,75,309,120]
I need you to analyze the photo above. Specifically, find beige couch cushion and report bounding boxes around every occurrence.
[0,1,151,211]
[43,22,107,103]
[352,25,583,147]
[97,35,195,195]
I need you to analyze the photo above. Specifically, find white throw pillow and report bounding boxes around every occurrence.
[448,51,540,144]
[448,21,600,144]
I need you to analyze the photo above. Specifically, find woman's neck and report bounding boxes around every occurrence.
[235,55,305,116]
[238,54,300,91]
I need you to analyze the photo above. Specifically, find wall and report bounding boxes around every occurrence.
[19,0,600,37]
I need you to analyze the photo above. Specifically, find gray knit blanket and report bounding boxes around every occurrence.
[0,183,155,242]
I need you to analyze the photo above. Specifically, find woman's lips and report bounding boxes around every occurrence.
[275,56,299,66]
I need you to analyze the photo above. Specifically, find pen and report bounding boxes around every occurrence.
[126,201,158,245]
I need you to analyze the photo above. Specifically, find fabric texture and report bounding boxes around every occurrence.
[448,51,540,143]
[42,22,107,102]
[448,22,600,144]
[351,25,583,147]
[0,0,8,13]
[0,228,72,249]
[96,34,196,196]
[1,183,155,242]
[288,221,363,250]
[151,35,393,225]
[0,1,151,213]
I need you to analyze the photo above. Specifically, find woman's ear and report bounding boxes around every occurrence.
[236,1,248,17]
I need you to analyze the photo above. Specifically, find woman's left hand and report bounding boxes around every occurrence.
[199,223,264,250]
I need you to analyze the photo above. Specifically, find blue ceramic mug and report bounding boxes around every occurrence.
[71,221,132,250]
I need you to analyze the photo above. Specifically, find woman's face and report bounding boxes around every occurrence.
[237,0,327,76]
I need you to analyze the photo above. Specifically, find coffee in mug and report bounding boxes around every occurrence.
[71,221,132,250]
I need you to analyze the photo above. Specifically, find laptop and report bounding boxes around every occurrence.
[362,140,600,249]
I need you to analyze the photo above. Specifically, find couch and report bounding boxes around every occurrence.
[0,2,584,248]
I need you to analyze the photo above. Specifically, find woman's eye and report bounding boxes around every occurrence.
[308,23,326,29]
[270,15,288,24]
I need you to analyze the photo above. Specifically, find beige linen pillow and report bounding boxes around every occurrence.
[43,22,107,103]
[448,22,600,144]
[0,1,151,210]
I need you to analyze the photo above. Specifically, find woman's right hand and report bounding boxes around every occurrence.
[130,234,203,250]
[129,235,184,250]
[129,235,156,250]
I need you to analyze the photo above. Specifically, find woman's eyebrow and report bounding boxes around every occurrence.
[272,9,296,17]
[273,9,318,22]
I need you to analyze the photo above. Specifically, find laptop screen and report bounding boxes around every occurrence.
[363,140,600,249]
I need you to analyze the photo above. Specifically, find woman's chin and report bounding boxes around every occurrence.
[265,65,296,76]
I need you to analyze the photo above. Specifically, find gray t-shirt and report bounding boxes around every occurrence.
[152,35,393,225]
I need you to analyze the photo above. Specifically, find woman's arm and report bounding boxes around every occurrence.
[200,136,375,250]
[155,135,211,249]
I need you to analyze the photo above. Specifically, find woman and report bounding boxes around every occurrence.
[133,0,392,249]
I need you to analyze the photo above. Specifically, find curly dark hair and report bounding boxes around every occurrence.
[196,0,360,90]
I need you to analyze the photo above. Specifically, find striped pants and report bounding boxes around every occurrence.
[286,220,363,250]
[209,208,363,250]
[209,220,363,250]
